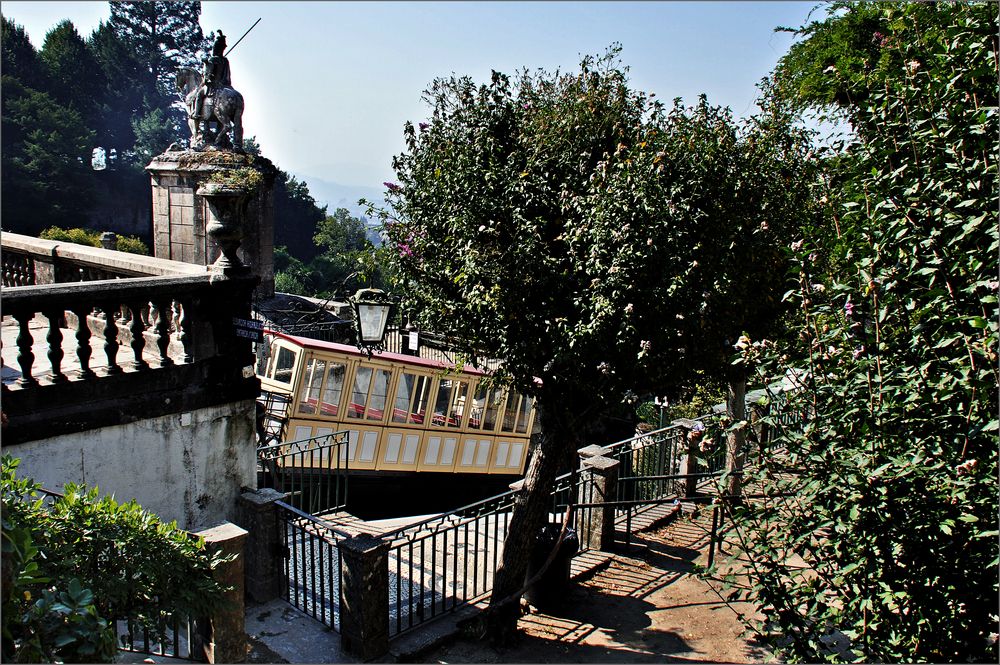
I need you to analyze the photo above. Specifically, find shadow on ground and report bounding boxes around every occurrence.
[418,510,771,664]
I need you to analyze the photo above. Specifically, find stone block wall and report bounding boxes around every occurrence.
[148,151,276,297]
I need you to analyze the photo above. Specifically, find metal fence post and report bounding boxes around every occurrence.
[192,522,249,663]
[236,488,289,603]
[340,533,390,661]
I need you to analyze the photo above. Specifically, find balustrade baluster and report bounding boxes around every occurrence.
[127,302,149,370]
[72,305,96,379]
[174,299,192,363]
[101,304,124,375]
[13,310,37,387]
[151,300,174,367]
[44,309,67,383]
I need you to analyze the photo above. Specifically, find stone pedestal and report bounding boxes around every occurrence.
[146,150,276,297]
[236,488,289,603]
[672,419,702,497]
[193,521,249,664]
[339,533,390,661]
[578,455,619,552]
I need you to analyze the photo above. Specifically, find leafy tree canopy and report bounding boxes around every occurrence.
[721,3,999,662]
[371,46,814,641]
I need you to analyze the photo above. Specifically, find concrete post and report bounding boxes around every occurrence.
[340,533,390,661]
[236,488,289,603]
[577,444,607,463]
[577,455,619,552]
[192,522,249,664]
[672,419,701,497]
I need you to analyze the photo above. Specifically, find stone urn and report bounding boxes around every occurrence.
[197,182,250,270]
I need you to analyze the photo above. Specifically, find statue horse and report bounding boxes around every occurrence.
[176,67,245,151]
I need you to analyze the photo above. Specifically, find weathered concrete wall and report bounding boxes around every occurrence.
[10,399,257,531]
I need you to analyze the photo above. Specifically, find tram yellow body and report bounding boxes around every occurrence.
[257,331,536,476]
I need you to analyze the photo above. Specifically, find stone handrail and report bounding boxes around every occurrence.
[2,231,208,286]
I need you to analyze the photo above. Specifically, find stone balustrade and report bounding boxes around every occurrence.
[1,233,260,445]
[1,231,208,286]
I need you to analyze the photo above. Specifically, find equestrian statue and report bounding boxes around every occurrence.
[176,31,245,151]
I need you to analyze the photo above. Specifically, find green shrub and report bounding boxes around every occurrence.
[1,456,229,662]
[39,226,149,255]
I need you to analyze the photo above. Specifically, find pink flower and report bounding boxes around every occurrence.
[384,182,402,193]
[956,459,978,476]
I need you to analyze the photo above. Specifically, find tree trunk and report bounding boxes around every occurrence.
[725,373,747,498]
[483,403,572,645]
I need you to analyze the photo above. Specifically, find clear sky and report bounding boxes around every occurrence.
[3,1,818,192]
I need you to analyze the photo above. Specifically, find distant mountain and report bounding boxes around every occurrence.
[291,172,384,219]
[291,173,387,245]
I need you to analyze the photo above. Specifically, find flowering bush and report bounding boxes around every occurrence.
[716,4,999,662]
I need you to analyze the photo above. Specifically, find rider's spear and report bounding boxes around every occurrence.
[224,17,261,57]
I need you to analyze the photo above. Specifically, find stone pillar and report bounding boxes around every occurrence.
[146,151,276,297]
[339,533,390,661]
[577,455,619,552]
[236,488,289,603]
[100,231,118,250]
[193,522,249,664]
[673,419,701,497]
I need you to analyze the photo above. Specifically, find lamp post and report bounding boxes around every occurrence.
[350,288,394,357]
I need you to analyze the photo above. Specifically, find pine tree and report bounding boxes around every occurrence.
[40,20,104,126]
[1,16,45,89]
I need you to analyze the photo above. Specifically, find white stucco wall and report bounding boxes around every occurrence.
[8,399,257,531]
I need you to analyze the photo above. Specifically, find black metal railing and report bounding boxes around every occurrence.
[257,431,350,515]
[115,614,195,661]
[275,501,350,631]
[381,489,517,636]
[257,389,292,447]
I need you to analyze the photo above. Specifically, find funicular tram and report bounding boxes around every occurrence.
[256,331,538,508]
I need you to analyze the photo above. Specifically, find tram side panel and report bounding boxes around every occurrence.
[258,334,535,476]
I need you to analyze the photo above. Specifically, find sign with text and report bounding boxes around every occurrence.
[233,317,264,342]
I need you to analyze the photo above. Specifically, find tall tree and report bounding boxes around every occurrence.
[725,3,998,662]
[1,76,95,233]
[1,16,45,89]
[273,173,328,262]
[39,20,103,124]
[101,1,207,160]
[107,1,205,99]
[372,48,812,641]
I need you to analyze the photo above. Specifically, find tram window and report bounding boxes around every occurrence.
[431,378,468,428]
[348,366,373,419]
[451,381,469,426]
[271,346,296,385]
[500,391,519,433]
[297,358,326,415]
[470,384,503,431]
[515,395,535,434]
[320,362,346,416]
[392,373,431,424]
[367,369,392,421]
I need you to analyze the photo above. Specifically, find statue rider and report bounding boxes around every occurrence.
[190,31,231,122]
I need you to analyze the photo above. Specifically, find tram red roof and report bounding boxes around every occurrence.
[265,329,489,376]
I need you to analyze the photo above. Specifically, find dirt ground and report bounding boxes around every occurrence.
[418,510,771,664]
